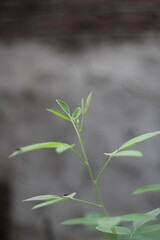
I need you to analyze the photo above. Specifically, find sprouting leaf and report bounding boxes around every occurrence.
[104,150,143,158]
[56,143,75,154]
[47,109,71,121]
[133,208,160,230]
[137,223,160,234]
[133,185,160,195]
[85,91,92,114]
[96,225,131,235]
[72,107,81,120]
[119,131,160,151]
[56,100,70,115]
[9,142,62,158]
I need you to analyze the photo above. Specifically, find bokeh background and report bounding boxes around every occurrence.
[1,1,160,239]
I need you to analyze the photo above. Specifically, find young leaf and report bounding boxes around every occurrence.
[9,142,62,158]
[119,131,160,151]
[85,91,92,114]
[72,107,81,120]
[104,150,143,158]
[56,100,70,115]
[47,109,71,121]
[133,185,160,195]
[56,143,75,154]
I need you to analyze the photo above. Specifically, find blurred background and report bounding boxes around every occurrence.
[1,0,160,239]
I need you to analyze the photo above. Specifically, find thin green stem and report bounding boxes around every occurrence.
[71,148,86,164]
[80,115,85,134]
[71,117,107,216]
[96,154,114,183]
[71,197,101,208]
[129,228,136,240]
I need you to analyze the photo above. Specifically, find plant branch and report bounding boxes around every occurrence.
[71,148,86,164]
[96,154,115,183]
[71,198,101,208]
[71,118,107,216]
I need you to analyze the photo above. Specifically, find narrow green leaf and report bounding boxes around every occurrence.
[96,225,131,235]
[47,109,71,121]
[72,107,81,120]
[137,224,160,234]
[119,131,160,151]
[32,198,66,209]
[104,150,143,158]
[133,185,160,195]
[24,195,60,201]
[81,98,85,116]
[27,192,76,209]
[56,144,75,154]
[56,100,70,115]
[133,208,160,230]
[9,142,62,158]
[85,91,92,114]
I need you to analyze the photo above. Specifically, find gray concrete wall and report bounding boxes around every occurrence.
[1,36,160,239]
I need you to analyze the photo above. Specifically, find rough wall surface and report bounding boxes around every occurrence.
[1,37,160,239]
[0,0,160,40]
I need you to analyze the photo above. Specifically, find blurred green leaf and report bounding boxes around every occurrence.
[9,142,62,158]
[96,225,131,235]
[133,185,160,195]
[47,109,71,121]
[56,100,70,115]
[104,150,143,158]
[137,223,160,234]
[72,107,81,120]
[32,198,66,209]
[81,98,85,116]
[24,195,60,201]
[85,91,92,114]
[62,212,101,226]
[119,131,160,151]
[133,208,160,230]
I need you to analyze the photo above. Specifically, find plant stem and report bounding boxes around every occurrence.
[71,198,101,208]
[71,118,107,216]
[71,148,86,164]
[96,154,114,183]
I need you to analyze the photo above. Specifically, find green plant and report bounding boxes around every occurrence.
[10,92,160,240]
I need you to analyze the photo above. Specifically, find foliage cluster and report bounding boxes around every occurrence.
[10,92,160,240]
